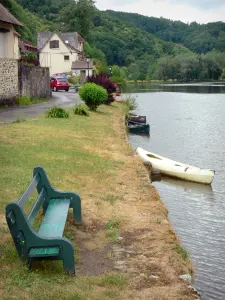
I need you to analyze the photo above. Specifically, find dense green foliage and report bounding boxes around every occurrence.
[3,0,53,43]
[16,0,72,20]
[110,65,126,84]
[91,11,192,67]
[106,10,225,54]
[61,0,95,40]
[151,52,224,81]
[79,83,108,111]
[5,0,225,81]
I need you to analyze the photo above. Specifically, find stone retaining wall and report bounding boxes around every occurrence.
[0,59,18,106]
[18,64,51,99]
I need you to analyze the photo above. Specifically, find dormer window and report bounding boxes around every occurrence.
[50,40,59,49]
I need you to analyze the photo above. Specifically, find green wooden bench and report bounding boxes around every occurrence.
[5,166,82,275]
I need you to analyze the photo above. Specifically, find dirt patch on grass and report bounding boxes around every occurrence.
[78,242,114,276]
[0,213,7,227]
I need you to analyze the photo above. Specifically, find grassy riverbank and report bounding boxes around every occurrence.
[0,103,198,300]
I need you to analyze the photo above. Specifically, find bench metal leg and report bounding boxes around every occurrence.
[70,194,82,225]
[26,258,32,270]
[60,244,75,275]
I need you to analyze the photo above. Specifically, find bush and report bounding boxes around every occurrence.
[123,94,138,111]
[45,107,69,118]
[68,75,81,86]
[79,83,108,111]
[73,104,89,116]
[86,74,116,104]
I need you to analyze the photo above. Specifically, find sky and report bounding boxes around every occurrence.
[95,0,225,24]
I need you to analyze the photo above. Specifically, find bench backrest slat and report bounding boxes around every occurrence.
[18,173,40,208]
[27,188,46,225]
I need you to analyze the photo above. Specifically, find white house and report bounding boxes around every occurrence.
[37,32,93,76]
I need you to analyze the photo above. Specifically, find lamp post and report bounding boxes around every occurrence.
[109,67,112,77]
[86,57,91,77]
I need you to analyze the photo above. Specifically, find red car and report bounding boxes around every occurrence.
[50,77,69,92]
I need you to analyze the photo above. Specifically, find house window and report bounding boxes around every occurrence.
[50,40,59,49]
[64,55,70,61]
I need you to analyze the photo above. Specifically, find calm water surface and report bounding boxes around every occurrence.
[127,82,225,300]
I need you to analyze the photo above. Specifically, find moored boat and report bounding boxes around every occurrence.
[127,123,150,134]
[136,147,215,184]
[127,115,146,124]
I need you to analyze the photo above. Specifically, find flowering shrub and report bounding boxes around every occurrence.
[86,74,116,104]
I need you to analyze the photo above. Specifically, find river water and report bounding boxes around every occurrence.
[127,82,225,300]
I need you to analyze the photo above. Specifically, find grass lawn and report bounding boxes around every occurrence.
[0,103,198,300]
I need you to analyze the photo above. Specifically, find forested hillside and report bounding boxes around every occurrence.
[16,0,70,19]
[4,0,225,81]
[2,0,55,43]
[106,10,225,54]
[91,11,191,66]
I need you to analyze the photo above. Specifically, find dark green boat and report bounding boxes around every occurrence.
[127,122,150,134]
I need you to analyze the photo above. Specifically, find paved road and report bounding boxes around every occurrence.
[0,89,82,123]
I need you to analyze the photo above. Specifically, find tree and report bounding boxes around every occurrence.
[61,0,95,40]
[127,63,140,81]
[136,60,150,80]
[111,65,126,84]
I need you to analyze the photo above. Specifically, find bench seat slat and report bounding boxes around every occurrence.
[38,198,70,238]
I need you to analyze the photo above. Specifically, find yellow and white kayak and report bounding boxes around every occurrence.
[136,147,215,185]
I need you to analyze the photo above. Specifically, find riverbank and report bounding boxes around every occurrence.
[0,103,198,299]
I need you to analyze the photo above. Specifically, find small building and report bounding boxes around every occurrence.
[71,60,93,78]
[19,40,38,56]
[0,4,23,59]
[37,31,93,76]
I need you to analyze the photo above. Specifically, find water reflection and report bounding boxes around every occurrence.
[161,176,214,197]
[125,82,225,94]
[129,132,150,139]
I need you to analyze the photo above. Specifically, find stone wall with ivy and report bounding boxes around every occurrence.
[18,64,51,99]
[0,59,18,106]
